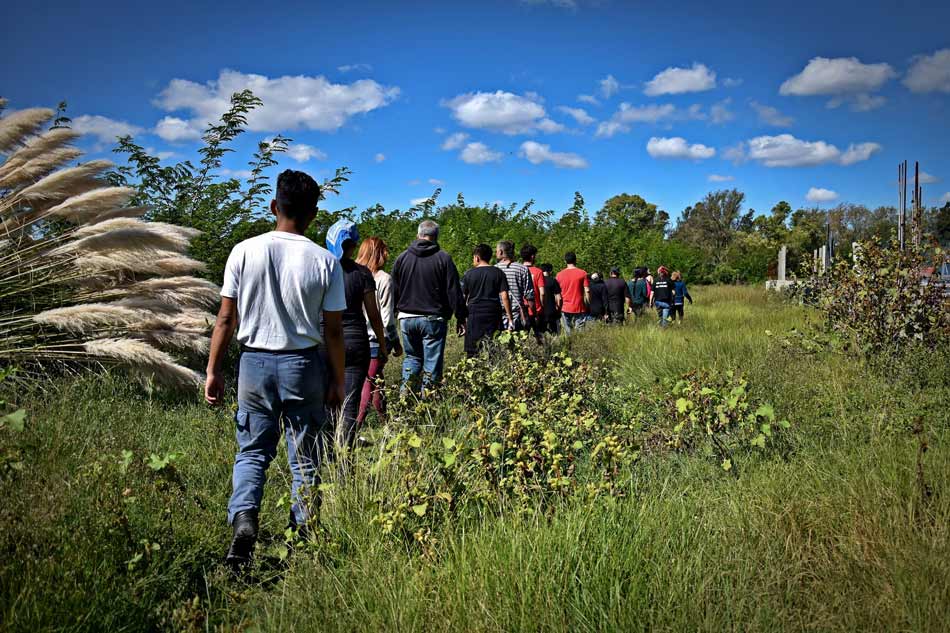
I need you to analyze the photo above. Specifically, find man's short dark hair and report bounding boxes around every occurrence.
[520,243,538,262]
[473,243,493,263]
[276,169,320,219]
[564,251,577,265]
[540,263,553,274]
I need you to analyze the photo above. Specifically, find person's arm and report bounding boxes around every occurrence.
[500,290,515,330]
[377,274,401,356]
[323,311,345,407]
[445,257,467,335]
[555,292,562,311]
[205,297,237,406]
[522,269,535,314]
[364,291,388,362]
[684,284,693,304]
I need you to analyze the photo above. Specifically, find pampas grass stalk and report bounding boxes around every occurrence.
[0,106,215,389]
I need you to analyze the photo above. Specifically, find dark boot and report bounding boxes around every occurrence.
[226,510,258,568]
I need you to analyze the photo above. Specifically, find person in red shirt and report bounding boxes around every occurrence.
[555,251,590,333]
[520,244,546,340]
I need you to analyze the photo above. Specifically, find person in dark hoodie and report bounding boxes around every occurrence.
[390,220,467,396]
[604,267,631,324]
[650,265,674,327]
[671,270,693,322]
[588,272,609,322]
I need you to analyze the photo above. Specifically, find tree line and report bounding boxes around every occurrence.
[108,90,950,285]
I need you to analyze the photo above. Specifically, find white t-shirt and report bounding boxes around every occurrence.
[221,231,346,351]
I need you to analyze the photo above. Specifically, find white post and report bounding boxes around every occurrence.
[778,245,787,282]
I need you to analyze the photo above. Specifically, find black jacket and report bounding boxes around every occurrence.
[588,280,608,317]
[652,277,674,304]
[391,239,467,322]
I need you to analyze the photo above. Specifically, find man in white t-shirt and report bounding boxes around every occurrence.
[205,169,346,568]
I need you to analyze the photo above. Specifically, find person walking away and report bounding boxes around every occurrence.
[391,220,467,397]
[651,266,675,327]
[355,238,402,427]
[461,244,515,357]
[520,244,545,340]
[324,220,389,452]
[205,170,346,568]
[604,267,632,324]
[671,270,693,323]
[540,263,562,335]
[555,251,590,332]
[588,272,609,322]
[630,268,649,318]
[495,240,534,332]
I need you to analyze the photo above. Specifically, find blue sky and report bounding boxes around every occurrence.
[3,0,950,220]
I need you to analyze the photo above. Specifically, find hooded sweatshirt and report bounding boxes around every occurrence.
[391,239,467,322]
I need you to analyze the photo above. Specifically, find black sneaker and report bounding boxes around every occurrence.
[225,510,259,568]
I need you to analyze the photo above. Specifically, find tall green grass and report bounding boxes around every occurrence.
[2,286,947,632]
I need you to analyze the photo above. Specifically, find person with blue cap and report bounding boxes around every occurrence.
[324,218,389,453]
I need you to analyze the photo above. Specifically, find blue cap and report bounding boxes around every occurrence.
[326,218,359,259]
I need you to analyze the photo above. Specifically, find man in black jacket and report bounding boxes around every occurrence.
[391,220,467,396]
[650,266,675,328]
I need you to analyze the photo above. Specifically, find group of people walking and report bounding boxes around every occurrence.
[204,170,695,567]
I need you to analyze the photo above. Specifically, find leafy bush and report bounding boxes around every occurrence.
[653,369,790,473]
[816,241,949,359]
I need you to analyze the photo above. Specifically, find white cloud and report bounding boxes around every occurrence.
[518,140,588,169]
[536,118,566,133]
[723,143,747,163]
[644,63,716,96]
[154,69,398,136]
[839,142,882,166]
[221,168,254,179]
[750,101,794,127]
[557,106,595,125]
[144,147,177,161]
[709,99,734,124]
[286,143,327,162]
[919,171,939,184]
[410,197,431,206]
[521,0,578,8]
[374,153,386,163]
[72,114,144,144]
[723,77,744,87]
[442,90,559,135]
[708,174,734,182]
[594,103,677,137]
[806,187,838,203]
[577,94,600,106]
[741,134,880,167]
[940,192,950,204]
[428,178,444,185]
[850,94,886,112]
[904,49,950,93]
[646,136,715,160]
[780,57,896,96]
[459,142,502,164]
[600,74,620,98]
[441,132,470,150]
[337,63,372,73]
[154,116,203,142]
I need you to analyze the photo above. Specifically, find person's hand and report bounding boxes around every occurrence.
[326,379,345,408]
[456,322,466,337]
[377,344,389,364]
[507,322,515,332]
[392,340,403,357]
[205,371,224,406]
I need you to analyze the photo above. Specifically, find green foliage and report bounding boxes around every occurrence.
[660,369,790,472]
[0,368,26,478]
[815,240,949,359]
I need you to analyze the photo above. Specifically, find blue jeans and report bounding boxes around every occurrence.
[655,301,671,327]
[228,348,328,526]
[563,312,590,334]
[399,316,448,395]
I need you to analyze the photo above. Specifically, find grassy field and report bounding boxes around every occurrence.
[2,286,948,632]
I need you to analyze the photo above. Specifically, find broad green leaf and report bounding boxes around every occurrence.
[408,434,422,448]
[411,503,428,517]
[489,442,503,459]
[722,459,732,471]
[2,409,25,431]
[676,398,689,414]
[441,437,455,450]
[754,404,775,421]
[443,452,456,467]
